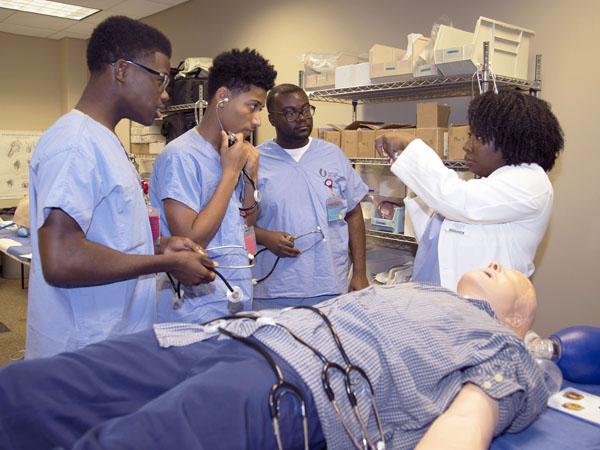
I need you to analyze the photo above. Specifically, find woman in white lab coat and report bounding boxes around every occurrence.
[376,91,564,291]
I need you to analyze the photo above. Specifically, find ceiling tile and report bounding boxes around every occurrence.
[107,0,166,19]
[47,29,91,39]
[80,10,115,25]
[61,20,95,34]
[147,0,187,6]
[5,11,77,30]
[0,22,54,37]
[0,7,16,20]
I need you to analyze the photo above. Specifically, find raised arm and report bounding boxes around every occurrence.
[415,383,499,450]
[164,132,249,248]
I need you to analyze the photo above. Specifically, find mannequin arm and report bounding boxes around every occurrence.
[415,383,499,450]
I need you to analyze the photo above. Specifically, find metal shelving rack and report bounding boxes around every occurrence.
[307,45,542,251]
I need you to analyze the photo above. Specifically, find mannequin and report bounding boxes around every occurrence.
[457,261,537,339]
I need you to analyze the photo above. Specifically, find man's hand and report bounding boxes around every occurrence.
[219,131,249,175]
[243,143,260,182]
[169,250,217,286]
[375,132,417,164]
[259,230,301,258]
[348,272,369,292]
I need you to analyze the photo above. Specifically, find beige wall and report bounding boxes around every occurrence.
[2,0,598,336]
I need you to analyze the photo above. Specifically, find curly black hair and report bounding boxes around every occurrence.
[266,83,305,111]
[207,48,277,100]
[468,90,564,171]
[86,16,171,73]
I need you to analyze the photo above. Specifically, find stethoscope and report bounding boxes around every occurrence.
[167,228,326,308]
[215,97,261,216]
[205,307,386,450]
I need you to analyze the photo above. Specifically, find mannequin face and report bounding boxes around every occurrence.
[457,262,536,338]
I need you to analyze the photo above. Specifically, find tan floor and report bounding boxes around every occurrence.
[0,276,27,368]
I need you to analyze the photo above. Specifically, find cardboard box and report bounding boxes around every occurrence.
[305,72,335,90]
[369,38,429,83]
[322,130,341,147]
[447,125,469,160]
[335,62,371,89]
[416,127,448,158]
[357,129,377,157]
[328,121,383,158]
[304,53,366,90]
[417,102,450,128]
[131,142,165,154]
[130,134,166,144]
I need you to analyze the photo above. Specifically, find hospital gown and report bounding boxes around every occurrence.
[253,138,368,302]
[26,110,156,359]
[0,283,550,449]
[150,129,252,323]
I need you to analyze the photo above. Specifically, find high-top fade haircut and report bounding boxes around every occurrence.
[266,83,305,112]
[86,16,172,73]
[468,90,564,172]
[207,48,277,100]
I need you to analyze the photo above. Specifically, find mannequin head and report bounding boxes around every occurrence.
[457,262,536,339]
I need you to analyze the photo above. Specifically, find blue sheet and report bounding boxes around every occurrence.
[492,381,600,449]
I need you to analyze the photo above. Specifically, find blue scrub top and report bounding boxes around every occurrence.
[253,138,368,299]
[150,129,252,323]
[27,110,156,359]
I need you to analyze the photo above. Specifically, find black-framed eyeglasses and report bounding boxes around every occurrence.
[270,105,316,122]
[112,59,170,90]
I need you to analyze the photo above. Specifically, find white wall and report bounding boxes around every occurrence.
[1,0,598,337]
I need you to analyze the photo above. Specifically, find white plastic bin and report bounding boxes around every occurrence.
[434,16,535,79]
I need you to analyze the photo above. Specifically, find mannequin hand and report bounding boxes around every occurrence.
[264,230,301,258]
[375,132,417,164]
[220,131,249,175]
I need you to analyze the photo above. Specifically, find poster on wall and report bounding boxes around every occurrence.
[0,130,42,200]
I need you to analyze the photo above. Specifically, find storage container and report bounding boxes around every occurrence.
[433,16,535,79]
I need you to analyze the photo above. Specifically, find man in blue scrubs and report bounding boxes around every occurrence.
[26,16,216,359]
[252,84,369,309]
[150,49,277,322]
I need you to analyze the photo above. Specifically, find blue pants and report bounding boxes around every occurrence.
[0,330,325,449]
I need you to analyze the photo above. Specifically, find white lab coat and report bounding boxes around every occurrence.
[391,139,553,291]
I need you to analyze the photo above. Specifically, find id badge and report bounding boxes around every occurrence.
[326,195,343,222]
[244,224,257,255]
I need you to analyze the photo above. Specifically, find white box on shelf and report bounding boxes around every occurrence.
[414,64,441,79]
[335,62,371,88]
[369,38,429,83]
[433,16,535,79]
[130,134,166,144]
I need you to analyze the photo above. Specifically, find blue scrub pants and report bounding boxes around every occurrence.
[0,330,325,450]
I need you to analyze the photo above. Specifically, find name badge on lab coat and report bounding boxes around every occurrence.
[442,220,471,237]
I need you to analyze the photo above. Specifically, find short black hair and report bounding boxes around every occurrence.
[86,16,172,73]
[207,48,277,100]
[468,91,564,171]
[266,83,305,111]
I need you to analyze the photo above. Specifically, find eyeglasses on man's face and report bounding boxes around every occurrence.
[271,105,316,122]
[111,59,170,91]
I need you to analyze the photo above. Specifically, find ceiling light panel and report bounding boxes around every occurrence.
[0,0,99,20]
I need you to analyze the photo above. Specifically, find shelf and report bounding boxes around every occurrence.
[308,75,540,104]
[163,100,207,113]
[365,229,417,251]
[351,157,468,170]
